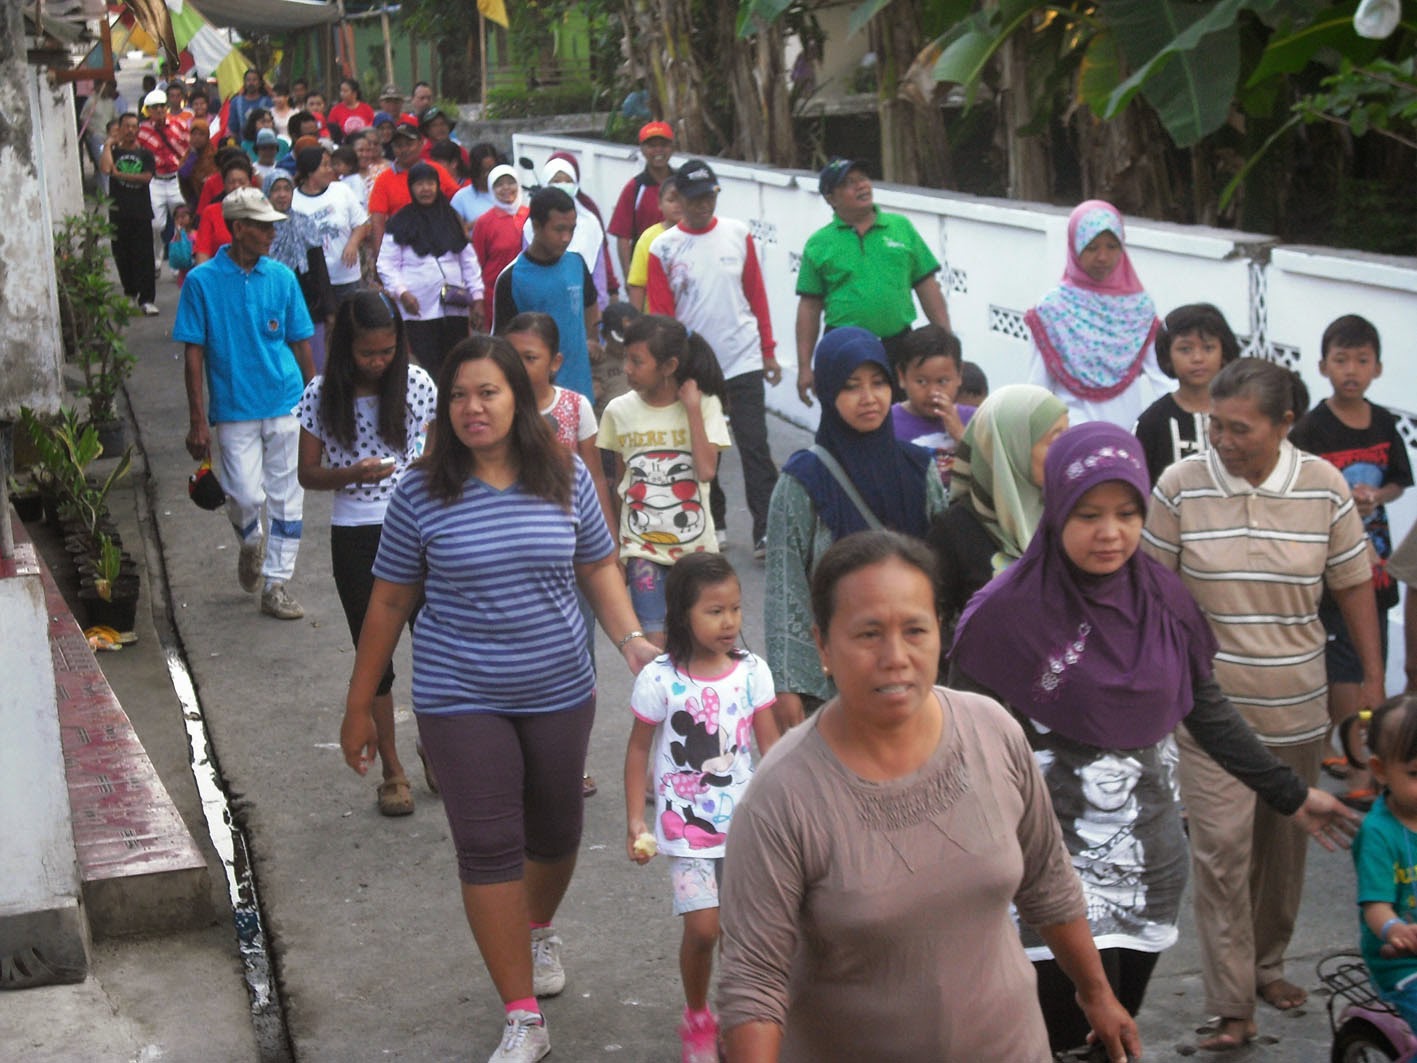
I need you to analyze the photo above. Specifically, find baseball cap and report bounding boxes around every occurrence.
[188,461,227,511]
[638,120,674,143]
[673,159,718,198]
[372,111,394,127]
[419,106,450,130]
[379,83,404,100]
[222,187,287,223]
[818,158,868,197]
[255,128,279,147]
[142,88,168,110]
[392,122,421,141]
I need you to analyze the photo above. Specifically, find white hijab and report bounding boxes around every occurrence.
[486,163,523,214]
[522,157,605,269]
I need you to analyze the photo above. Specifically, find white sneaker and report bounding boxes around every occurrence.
[488,1010,549,1062]
[140,302,160,316]
[238,542,263,592]
[715,530,728,549]
[259,582,304,620]
[530,926,565,997]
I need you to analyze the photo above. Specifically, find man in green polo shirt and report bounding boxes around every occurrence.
[795,158,951,405]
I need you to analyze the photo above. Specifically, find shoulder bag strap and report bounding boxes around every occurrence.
[809,444,883,531]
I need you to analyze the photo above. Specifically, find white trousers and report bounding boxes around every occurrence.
[215,416,303,586]
[149,175,186,254]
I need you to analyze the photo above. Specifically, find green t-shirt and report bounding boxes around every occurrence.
[1354,795,1417,990]
[796,208,940,339]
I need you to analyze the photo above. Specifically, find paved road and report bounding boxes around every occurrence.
[114,289,1371,1061]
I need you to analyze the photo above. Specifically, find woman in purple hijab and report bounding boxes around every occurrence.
[949,422,1356,1055]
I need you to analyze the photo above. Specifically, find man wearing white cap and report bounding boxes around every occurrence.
[174,188,316,620]
[137,87,189,267]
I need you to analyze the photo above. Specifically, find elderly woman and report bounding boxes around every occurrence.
[718,530,1140,1061]
[926,383,1067,636]
[343,336,656,1061]
[764,328,944,729]
[1142,357,1383,1050]
[470,163,528,332]
[1025,199,1170,429]
[951,421,1358,1054]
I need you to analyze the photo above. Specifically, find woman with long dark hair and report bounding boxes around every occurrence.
[341,335,656,1061]
[298,291,435,814]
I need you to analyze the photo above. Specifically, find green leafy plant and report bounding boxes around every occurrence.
[93,533,122,601]
[18,405,131,543]
[52,208,137,427]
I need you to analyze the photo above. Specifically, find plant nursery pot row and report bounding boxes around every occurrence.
[77,583,139,633]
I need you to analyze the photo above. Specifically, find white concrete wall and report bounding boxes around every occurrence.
[0,564,81,915]
[514,133,1417,687]
[36,76,85,224]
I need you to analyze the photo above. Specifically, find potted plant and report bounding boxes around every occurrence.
[53,210,136,454]
[7,473,43,523]
[77,532,140,634]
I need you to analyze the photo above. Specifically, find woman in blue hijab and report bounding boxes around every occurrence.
[764,327,943,728]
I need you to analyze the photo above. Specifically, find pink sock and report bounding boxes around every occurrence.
[529,920,552,930]
[505,998,540,1017]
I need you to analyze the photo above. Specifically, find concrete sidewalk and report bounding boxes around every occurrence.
[2,260,1373,1061]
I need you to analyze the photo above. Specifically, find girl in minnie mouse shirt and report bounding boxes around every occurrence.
[624,552,778,1063]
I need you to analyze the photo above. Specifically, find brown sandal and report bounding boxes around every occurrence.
[377,775,414,817]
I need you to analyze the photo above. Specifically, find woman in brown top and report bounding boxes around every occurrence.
[716,531,1141,1062]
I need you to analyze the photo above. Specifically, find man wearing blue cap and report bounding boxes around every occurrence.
[794,159,950,405]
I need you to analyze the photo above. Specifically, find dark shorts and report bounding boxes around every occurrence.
[1319,595,1390,684]
[416,696,597,885]
[331,524,422,696]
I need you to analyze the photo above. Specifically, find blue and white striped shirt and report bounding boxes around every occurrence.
[373,457,616,715]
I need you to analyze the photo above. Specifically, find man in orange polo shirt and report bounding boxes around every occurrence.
[367,121,458,255]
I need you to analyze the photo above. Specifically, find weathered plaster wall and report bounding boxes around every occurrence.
[0,11,65,420]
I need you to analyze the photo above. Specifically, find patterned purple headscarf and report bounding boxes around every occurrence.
[951,422,1217,749]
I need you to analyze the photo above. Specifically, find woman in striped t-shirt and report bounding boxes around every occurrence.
[1141,357,1381,1051]
[341,334,656,1061]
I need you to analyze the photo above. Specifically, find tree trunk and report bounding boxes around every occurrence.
[717,4,795,166]
[872,2,949,187]
[1073,101,1179,219]
[627,0,725,156]
[1000,30,1049,201]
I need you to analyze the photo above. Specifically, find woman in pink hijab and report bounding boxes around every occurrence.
[1025,200,1168,429]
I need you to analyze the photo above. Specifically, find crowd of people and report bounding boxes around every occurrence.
[146,68,1417,1063]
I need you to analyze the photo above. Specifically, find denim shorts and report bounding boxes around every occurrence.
[668,855,722,915]
[626,557,669,634]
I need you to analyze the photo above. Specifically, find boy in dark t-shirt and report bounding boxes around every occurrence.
[1291,314,1413,805]
[100,112,158,313]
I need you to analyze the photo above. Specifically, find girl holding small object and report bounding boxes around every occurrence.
[298,291,436,816]
[625,552,779,1063]
[598,314,732,650]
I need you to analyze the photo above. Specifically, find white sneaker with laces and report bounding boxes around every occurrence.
[531,926,565,997]
[140,302,160,316]
[238,542,263,592]
[259,582,304,620]
[488,1009,549,1063]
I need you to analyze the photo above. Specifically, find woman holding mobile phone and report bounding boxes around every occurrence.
[297,290,438,816]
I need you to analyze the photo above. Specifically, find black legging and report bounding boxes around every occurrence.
[1034,947,1159,1052]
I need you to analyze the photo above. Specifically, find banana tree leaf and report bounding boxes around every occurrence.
[1104,0,1281,145]
[1245,4,1384,87]
[930,1,1041,93]
[848,0,899,37]
[735,0,792,38]
[1078,30,1121,117]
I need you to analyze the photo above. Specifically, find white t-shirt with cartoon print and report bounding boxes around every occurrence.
[296,365,437,526]
[630,652,776,859]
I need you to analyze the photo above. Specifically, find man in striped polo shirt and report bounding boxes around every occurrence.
[137,88,190,269]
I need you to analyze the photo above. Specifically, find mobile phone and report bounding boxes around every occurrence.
[379,455,397,466]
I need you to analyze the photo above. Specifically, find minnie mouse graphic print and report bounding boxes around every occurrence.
[630,652,776,858]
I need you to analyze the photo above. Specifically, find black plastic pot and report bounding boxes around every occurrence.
[92,420,127,457]
[12,491,43,523]
[78,584,139,633]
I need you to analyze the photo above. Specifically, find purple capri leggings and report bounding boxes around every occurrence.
[415,695,596,885]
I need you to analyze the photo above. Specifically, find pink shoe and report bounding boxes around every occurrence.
[679,1007,719,1063]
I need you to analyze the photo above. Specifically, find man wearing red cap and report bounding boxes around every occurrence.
[608,120,675,278]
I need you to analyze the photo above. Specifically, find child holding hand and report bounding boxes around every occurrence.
[624,553,779,1063]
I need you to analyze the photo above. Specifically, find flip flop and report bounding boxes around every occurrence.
[1321,755,1352,780]
[1340,788,1377,812]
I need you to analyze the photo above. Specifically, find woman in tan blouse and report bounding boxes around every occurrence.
[716,530,1140,1062]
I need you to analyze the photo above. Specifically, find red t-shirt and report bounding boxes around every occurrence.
[607,170,663,244]
[195,171,226,214]
[193,201,231,258]
[327,102,375,139]
[367,161,459,217]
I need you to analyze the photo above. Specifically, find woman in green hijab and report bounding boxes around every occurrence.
[927,384,1069,639]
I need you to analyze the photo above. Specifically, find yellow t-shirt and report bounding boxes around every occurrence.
[627,221,668,288]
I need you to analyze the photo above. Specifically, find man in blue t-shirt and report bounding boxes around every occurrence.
[174,187,316,620]
[492,186,601,401]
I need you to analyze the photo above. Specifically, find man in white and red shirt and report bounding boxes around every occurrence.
[137,88,190,264]
[646,159,781,557]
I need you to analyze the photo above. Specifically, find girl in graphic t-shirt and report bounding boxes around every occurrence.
[623,552,779,1062]
[598,314,733,648]
[296,291,437,817]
